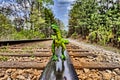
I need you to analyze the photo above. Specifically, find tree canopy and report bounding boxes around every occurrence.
[0,0,57,40]
[68,0,120,48]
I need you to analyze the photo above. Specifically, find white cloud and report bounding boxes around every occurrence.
[67,6,72,10]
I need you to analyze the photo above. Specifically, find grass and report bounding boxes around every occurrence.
[0,46,9,52]
[0,56,8,61]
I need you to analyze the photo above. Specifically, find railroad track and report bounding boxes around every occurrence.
[0,39,120,80]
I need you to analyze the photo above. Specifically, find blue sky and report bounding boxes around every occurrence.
[52,0,75,30]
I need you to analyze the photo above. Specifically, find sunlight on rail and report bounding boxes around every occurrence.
[39,47,79,80]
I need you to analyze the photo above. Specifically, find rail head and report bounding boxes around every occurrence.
[0,39,52,46]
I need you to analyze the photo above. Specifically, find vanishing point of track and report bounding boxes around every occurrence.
[0,39,120,80]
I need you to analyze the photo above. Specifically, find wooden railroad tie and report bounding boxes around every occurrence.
[0,52,97,57]
[0,61,119,70]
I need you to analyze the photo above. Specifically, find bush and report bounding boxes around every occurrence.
[71,32,78,39]
[11,30,45,40]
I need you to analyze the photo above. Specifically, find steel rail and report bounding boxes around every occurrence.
[39,47,79,80]
[0,38,52,46]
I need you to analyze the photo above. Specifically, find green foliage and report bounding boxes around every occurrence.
[0,56,8,61]
[30,9,45,30]
[0,13,16,40]
[88,31,97,43]
[0,46,8,52]
[118,37,120,42]
[11,30,45,40]
[0,0,57,40]
[36,0,53,4]
[61,30,68,38]
[71,32,78,39]
[28,1,57,38]
[68,0,120,48]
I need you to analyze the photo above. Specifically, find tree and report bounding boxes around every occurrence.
[0,0,57,40]
[68,0,120,48]
[0,13,15,40]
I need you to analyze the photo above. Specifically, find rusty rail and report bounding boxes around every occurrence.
[0,39,52,46]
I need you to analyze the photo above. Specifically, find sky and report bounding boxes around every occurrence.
[52,0,75,30]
